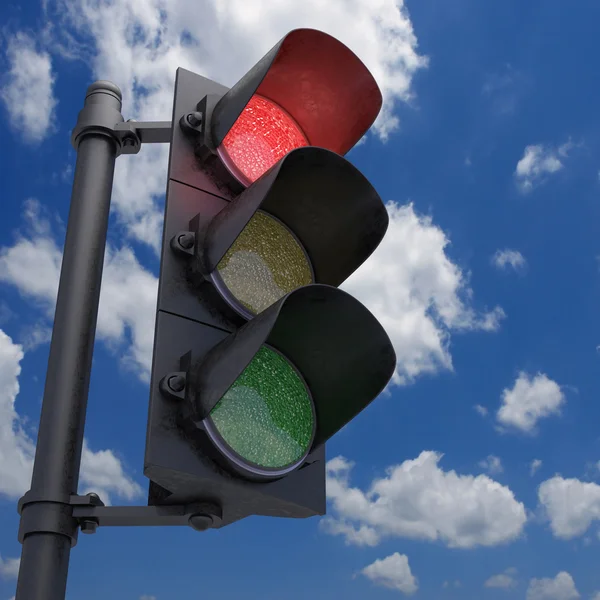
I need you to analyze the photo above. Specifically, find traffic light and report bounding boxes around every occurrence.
[144,28,396,528]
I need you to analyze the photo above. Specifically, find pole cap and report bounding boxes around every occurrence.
[85,81,122,108]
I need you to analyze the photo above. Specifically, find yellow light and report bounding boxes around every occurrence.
[216,211,313,315]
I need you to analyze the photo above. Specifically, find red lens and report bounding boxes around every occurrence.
[217,95,308,186]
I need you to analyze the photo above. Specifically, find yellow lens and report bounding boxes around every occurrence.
[216,211,313,315]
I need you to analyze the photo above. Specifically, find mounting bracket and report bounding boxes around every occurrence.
[17,490,222,547]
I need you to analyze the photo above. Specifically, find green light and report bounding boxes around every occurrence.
[207,346,315,471]
[216,211,313,315]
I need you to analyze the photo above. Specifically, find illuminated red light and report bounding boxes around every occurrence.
[217,95,308,186]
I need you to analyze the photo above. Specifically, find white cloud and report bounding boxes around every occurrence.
[360,553,418,595]
[342,203,505,385]
[442,580,462,589]
[531,459,543,476]
[479,455,503,475]
[0,330,36,498]
[526,572,579,600]
[515,142,572,192]
[474,404,488,416]
[591,592,600,600]
[0,328,142,503]
[492,249,526,271]
[19,324,53,352]
[323,451,527,549]
[0,555,20,579]
[0,200,158,381]
[538,476,600,539]
[319,518,379,547]
[44,0,427,250]
[485,568,517,589]
[0,33,57,143]
[497,372,565,434]
[79,440,143,506]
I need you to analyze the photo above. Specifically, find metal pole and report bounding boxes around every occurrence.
[15,81,124,600]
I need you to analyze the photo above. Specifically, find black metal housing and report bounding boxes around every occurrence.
[211,28,382,157]
[197,146,389,289]
[185,285,396,448]
[145,311,328,525]
[145,55,395,528]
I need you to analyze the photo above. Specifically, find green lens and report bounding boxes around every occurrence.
[216,211,313,315]
[208,346,315,470]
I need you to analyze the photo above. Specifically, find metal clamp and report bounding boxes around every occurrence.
[17,491,99,547]
[71,114,172,156]
[17,489,222,546]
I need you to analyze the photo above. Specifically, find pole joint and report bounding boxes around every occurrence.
[16,491,97,548]
[70,81,172,155]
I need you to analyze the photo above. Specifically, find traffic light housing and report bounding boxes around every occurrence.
[144,29,396,528]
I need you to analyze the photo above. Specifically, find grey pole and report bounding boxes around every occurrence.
[15,81,124,600]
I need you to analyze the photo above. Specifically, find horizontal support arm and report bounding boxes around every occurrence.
[114,121,172,144]
[70,495,222,533]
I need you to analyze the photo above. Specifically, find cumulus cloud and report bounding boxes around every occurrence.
[526,572,579,600]
[492,249,526,271]
[530,459,543,476]
[474,404,488,416]
[538,476,600,539]
[0,33,57,143]
[485,567,517,589]
[0,330,36,498]
[0,555,20,579]
[360,553,418,595]
[42,0,427,250]
[79,440,143,505]
[497,372,565,434]
[322,452,527,549]
[515,142,572,192]
[0,328,142,503]
[479,455,503,475]
[0,200,157,381]
[343,203,505,385]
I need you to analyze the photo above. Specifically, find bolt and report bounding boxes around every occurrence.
[186,112,203,128]
[177,233,195,250]
[167,374,186,393]
[123,137,136,147]
[80,519,98,535]
[86,492,99,500]
[188,513,214,532]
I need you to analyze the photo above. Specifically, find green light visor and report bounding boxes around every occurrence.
[203,345,316,479]
[213,210,314,318]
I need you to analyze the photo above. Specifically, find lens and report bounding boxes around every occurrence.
[214,210,313,317]
[204,345,315,477]
[217,95,308,186]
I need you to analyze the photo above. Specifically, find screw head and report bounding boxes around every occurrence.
[186,112,203,128]
[188,513,214,531]
[80,519,98,534]
[168,375,186,393]
[177,233,195,250]
[123,137,136,147]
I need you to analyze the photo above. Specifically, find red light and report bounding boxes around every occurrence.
[217,95,308,186]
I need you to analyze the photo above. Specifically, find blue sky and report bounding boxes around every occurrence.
[1,0,600,599]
